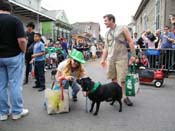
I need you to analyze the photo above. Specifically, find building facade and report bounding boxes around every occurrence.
[9,0,55,32]
[41,9,72,42]
[12,0,42,10]
[71,22,101,42]
[134,0,175,35]
[8,0,71,42]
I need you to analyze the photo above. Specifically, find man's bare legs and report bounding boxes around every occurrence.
[112,78,133,106]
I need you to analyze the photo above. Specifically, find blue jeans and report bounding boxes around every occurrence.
[0,53,25,115]
[63,78,80,97]
[63,50,67,60]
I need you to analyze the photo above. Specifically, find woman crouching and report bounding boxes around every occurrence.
[55,49,86,101]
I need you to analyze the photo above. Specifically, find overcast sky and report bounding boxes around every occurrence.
[41,0,141,36]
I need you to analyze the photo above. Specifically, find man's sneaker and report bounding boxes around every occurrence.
[12,109,29,120]
[23,81,28,85]
[32,86,40,88]
[124,97,133,106]
[72,96,77,102]
[0,114,9,121]
[38,88,45,92]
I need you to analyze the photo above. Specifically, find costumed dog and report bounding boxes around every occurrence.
[77,77,122,116]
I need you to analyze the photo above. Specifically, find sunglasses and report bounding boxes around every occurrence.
[73,59,80,64]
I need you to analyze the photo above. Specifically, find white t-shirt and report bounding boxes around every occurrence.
[57,59,67,73]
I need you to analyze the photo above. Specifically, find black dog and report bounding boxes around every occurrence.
[77,77,122,116]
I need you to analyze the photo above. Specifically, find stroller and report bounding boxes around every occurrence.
[137,65,164,88]
[45,47,64,69]
[136,49,164,88]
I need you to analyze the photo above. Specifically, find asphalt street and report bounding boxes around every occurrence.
[0,59,175,131]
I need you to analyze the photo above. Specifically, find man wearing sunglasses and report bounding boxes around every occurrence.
[56,49,86,101]
[158,26,172,49]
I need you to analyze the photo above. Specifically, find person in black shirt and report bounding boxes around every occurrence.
[24,22,35,84]
[0,0,28,121]
[137,32,146,52]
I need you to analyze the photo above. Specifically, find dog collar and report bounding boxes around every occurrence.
[90,82,101,93]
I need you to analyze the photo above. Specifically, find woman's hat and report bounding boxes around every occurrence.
[69,49,86,64]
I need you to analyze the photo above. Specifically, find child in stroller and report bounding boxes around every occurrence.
[45,47,64,69]
[134,51,164,88]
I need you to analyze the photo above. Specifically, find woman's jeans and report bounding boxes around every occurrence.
[0,53,25,115]
[62,78,80,97]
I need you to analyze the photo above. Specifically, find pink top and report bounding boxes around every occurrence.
[142,35,155,49]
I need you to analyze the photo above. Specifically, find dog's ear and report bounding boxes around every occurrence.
[87,77,91,81]
[77,79,87,91]
[81,75,90,79]
[82,77,91,81]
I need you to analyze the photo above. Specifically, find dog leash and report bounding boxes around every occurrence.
[85,96,88,112]
[58,77,65,101]
[81,82,101,113]
[60,82,64,101]
[81,91,89,112]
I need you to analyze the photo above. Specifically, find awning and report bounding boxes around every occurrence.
[9,0,56,22]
